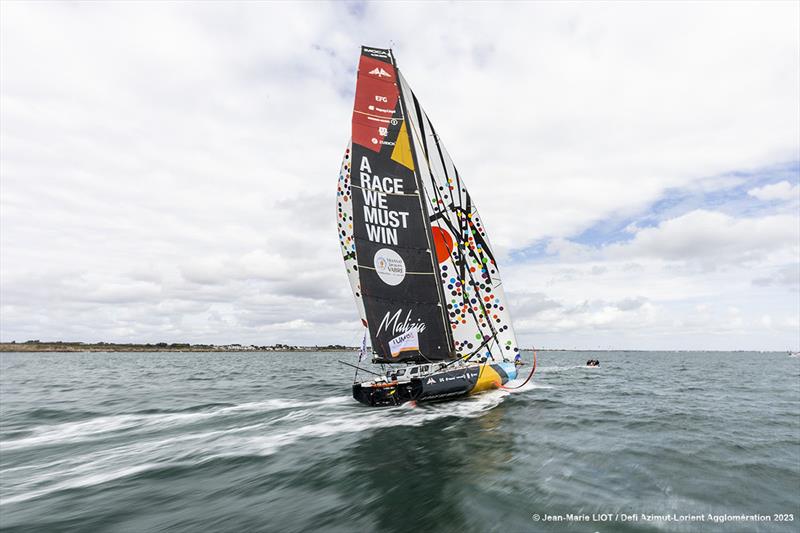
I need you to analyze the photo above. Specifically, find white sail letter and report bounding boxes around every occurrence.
[360,156,372,173]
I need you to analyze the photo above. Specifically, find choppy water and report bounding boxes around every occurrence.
[0,351,798,532]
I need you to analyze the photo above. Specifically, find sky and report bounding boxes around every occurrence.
[1,1,798,350]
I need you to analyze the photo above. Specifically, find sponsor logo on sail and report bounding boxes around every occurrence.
[369,67,391,78]
[363,47,390,58]
[389,328,419,358]
[373,248,406,286]
[377,309,427,336]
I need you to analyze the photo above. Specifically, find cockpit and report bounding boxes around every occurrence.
[385,364,433,381]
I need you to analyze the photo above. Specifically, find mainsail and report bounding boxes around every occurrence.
[338,46,519,364]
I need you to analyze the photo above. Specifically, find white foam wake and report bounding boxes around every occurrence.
[0,390,526,505]
[536,364,593,373]
[0,396,350,451]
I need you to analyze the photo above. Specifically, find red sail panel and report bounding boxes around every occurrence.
[352,53,400,152]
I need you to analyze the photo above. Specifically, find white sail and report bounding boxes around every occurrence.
[398,72,520,362]
[336,142,367,326]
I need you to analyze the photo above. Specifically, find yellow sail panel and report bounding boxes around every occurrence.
[390,120,415,171]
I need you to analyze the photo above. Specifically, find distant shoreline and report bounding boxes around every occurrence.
[0,342,354,353]
[0,342,790,353]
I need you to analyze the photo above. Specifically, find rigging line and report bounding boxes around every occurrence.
[456,201,498,345]
[442,337,492,368]
[394,66,454,355]
[501,349,537,390]
[424,115,457,204]
[403,85,441,203]
[352,329,368,383]
[406,120,499,347]
[453,166,464,213]
[338,359,383,378]
[408,131,499,352]
[404,109,487,342]
[402,81,501,356]
[464,333,498,361]
[410,100,462,218]
[415,349,434,364]
[421,110,467,216]
[410,92,431,158]
[453,217,502,349]
[421,174,489,345]
[424,112,461,199]
[350,183,420,197]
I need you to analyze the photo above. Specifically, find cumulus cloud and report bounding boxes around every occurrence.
[748,180,800,202]
[607,210,798,265]
[1,1,798,349]
[752,264,800,288]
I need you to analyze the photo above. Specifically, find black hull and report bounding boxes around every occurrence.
[352,363,515,407]
[352,381,425,407]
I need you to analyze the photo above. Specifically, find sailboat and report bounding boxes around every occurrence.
[337,46,526,407]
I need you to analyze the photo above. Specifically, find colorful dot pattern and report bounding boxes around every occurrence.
[413,111,519,362]
[336,141,366,324]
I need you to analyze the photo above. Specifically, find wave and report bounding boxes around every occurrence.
[536,364,595,373]
[0,396,350,451]
[1,389,531,505]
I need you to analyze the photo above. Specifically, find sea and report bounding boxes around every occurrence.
[0,350,798,533]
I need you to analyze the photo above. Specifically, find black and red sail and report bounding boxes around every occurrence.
[345,46,453,363]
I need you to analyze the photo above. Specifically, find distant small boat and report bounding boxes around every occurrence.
[337,46,530,407]
[586,359,600,367]
[790,351,800,358]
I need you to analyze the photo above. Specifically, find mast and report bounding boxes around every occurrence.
[389,49,455,357]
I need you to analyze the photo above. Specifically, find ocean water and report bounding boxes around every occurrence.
[0,350,798,532]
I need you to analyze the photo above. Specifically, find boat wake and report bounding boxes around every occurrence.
[1,389,539,505]
[0,397,351,452]
[537,364,595,373]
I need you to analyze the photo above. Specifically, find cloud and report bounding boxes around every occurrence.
[748,180,800,201]
[752,264,800,288]
[1,2,798,349]
[606,209,799,265]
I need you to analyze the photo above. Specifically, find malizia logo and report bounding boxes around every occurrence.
[377,308,427,336]
[368,67,391,78]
